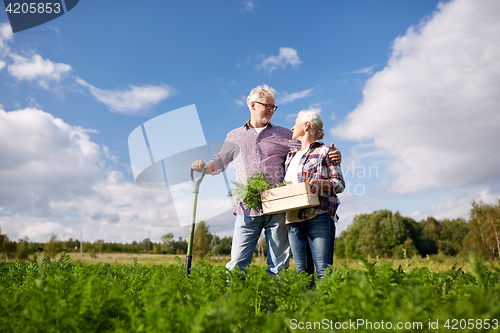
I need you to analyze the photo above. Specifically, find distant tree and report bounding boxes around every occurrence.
[130,241,140,254]
[413,218,439,256]
[334,210,470,259]
[422,217,442,241]
[44,234,63,258]
[0,227,6,250]
[441,218,468,244]
[464,200,500,260]
[94,240,105,253]
[217,236,233,255]
[333,233,347,258]
[152,244,161,254]
[335,221,361,259]
[16,237,29,260]
[161,233,176,253]
[0,227,8,260]
[193,221,213,258]
[336,210,413,259]
[438,218,468,256]
[172,238,185,254]
[63,238,79,252]
[2,240,17,261]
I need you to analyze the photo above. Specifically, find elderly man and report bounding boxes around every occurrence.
[191,84,341,275]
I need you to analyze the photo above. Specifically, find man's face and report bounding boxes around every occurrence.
[251,93,276,126]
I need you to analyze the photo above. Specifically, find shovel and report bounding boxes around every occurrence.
[186,166,206,275]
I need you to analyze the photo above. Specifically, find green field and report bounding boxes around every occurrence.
[63,250,497,273]
[1,252,500,332]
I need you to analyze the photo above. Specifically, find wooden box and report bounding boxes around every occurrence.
[260,182,319,214]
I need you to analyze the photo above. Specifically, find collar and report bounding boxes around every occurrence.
[244,120,274,129]
[289,141,323,153]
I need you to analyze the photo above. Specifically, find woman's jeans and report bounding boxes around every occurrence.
[287,213,336,279]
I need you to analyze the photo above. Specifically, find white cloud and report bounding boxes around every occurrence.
[304,106,321,115]
[334,0,500,195]
[0,107,185,242]
[241,0,254,12]
[76,77,176,115]
[0,107,104,213]
[285,112,299,123]
[1,23,72,90]
[236,86,314,108]
[277,87,314,105]
[349,66,375,75]
[285,103,323,123]
[334,193,381,235]
[0,25,174,109]
[260,47,301,73]
[0,22,13,55]
[233,96,246,107]
[47,26,61,34]
[0,217,74,243]
[410,188,500,222]
[8,54,72,89]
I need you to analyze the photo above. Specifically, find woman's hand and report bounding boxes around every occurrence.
[309,179,332,195]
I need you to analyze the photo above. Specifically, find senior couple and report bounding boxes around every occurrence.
[191,85,344,279]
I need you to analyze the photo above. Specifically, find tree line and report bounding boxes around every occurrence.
[335,200,500,260]
[0,221,233,261]
[1,200,499,261]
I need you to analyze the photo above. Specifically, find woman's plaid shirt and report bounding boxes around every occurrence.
[284,141,345,222]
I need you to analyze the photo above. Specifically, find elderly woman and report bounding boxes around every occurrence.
[284,110,344,280]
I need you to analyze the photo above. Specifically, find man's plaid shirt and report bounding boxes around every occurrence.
[284,141,345,222]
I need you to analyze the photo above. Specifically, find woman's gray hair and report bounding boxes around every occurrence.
[299,110,324,140]
[246,85,276,109]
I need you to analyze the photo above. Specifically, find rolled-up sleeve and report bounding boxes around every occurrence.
[210,138,240,175]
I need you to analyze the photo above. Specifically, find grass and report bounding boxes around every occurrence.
[1,252,500,332]
[56,252,500,272]
[334,255,500,273]
[63,252,270,266]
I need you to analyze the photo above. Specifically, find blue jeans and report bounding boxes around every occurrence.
[226,213,290,276]
[287,213,336,279]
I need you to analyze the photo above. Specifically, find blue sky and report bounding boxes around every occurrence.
[1,0,499,244]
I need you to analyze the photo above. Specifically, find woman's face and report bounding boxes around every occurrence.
[291,115,307,141]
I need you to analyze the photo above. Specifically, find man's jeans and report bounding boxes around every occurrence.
[226,213,290,276]
[287,213,336,279]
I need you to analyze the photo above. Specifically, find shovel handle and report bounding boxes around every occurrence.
[186,166,205,275]
[190,167,206,194]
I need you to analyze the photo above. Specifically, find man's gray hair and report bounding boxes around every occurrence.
[246,85,276,109]
[299,110,324,140]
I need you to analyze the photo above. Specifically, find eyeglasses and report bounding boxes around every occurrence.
[254,101,278,111]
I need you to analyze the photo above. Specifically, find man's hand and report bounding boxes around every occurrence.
[191,160,206,172]
[191,160,215,174]
[309,179,332,195]
[328,143,341,164]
